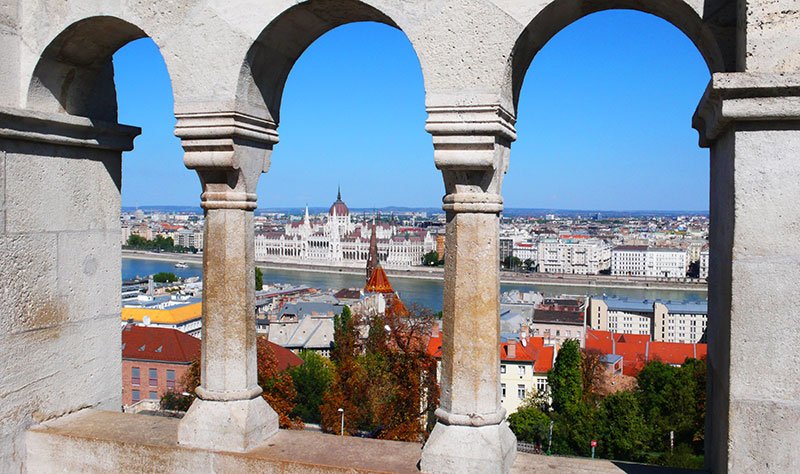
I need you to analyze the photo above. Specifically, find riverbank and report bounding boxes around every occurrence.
[122,250,707,293]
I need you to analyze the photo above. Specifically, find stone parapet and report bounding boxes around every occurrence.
[27,409,658,474]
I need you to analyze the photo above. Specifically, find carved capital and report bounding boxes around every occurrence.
[176,111,279,210]
[427,104,516,214]
[693,73,800,147]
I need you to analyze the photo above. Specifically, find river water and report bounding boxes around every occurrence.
[123,258,707,312]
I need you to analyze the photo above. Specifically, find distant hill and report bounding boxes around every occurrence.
[123,205,708,218]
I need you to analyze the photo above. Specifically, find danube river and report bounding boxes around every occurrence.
[123,258,707,313]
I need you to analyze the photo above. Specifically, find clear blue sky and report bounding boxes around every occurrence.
[114,10,710,211]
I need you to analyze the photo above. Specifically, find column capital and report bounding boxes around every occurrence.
[693,73,800,147]
[176,111,279,210]
[427,104,516,214]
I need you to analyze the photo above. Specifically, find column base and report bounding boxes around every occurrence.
[420,421,517,474]
[177,396,278,452]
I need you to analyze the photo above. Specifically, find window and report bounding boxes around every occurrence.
[501,383,506,398]
[149,368,158,386]
[500,364,506,374]
[149,391,157,400]
[131,367,140,386]
[517,384,526,399]
[536,378,547,394]
[167,369,175,390]
[518,365,526,376]
[132,390,140,402]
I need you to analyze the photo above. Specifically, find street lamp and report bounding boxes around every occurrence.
[337,408,344,436]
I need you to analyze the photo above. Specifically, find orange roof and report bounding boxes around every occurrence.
[586,328,706,376]
[426,333,553,373]
[365,265,394,294]
[121,302,202,325]
[122,325,200,363]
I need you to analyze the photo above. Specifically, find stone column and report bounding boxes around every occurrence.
[421,105,517,473]
[693,73,800,473]
[176,112,279,452]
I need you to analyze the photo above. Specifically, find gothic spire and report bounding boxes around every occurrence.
[337,185,341,201]
[366,217,379,283]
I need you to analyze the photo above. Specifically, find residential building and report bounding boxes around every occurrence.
[699,247,710,280]
[611,245,688,278]
[121,325,200,406]
[589,296,707,343]
[530,298,586,347]
[586,328,707,376]
[536,236,611,274]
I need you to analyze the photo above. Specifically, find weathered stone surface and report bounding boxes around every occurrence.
[177,397,279,453]
[422,422,516,474]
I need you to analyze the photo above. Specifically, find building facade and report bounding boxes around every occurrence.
[255,190,433,269]
[611,245,688,278]
[121,325,200,407]
[536,236,611,274]
[589,296,707,344]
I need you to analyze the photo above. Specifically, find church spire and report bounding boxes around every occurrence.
[337,185,341,201]
[366,217,379,283]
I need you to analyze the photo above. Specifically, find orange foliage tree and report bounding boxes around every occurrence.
[178,338,303,429]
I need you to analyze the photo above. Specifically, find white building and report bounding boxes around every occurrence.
[611,245,688,278]
[588,296,707,344]
[699,247,710,280]
[255,189,434,269]
[536,236,611,275]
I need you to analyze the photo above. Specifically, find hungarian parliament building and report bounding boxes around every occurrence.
[254,190,435,269]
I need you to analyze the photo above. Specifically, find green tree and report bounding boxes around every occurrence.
[255,266,264,291]
[502,255,522,269]
[153,272,178,283]
[289,350,334,424]
[508,407,551,446]
[596,390,649,461]
[422,251,442,266]
[126,234,149,247]
[636,360,699,452]
[549,339,583,413]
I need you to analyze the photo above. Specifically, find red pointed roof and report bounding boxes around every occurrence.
[365,265,395,294]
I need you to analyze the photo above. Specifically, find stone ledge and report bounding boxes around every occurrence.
[26,409,695,473]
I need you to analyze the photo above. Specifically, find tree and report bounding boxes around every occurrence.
[257,337,303,429]
[255,266,264,291]
[422,251,442,266]
[153,272,178,283]
[596,391,649,461]
[289,350,334,424]
[126,234,149,247]
[636,360,699,452]
[160,391,193,412]
[580,348,605,403]
[508,407,551,447]
[549,339,583,413]
[502,255,522,270]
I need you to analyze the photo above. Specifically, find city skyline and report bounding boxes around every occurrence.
[115,11,710,211]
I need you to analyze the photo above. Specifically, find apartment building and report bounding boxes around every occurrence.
[588,296,707,343]
[611,245,688,278]
[537,236,611,275]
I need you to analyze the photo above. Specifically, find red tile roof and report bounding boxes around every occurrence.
[426,333,554,373]
[122,325,200,364]
[585,328,706,376]
[266,340,304,372]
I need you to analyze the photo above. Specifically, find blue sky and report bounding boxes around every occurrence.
[114,10,710,211]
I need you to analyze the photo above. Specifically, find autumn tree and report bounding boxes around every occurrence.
[257,337,303,429]
[580,348,605,402]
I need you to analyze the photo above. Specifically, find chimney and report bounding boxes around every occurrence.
[508,341,516,359]
[431,322,440,338]
[520,324,530,339]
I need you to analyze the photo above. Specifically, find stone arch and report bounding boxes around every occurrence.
[26,16,168,122]
[507,0,731,114]
[235,0,422,124]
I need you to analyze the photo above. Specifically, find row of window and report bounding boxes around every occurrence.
[131,390,159,402]
[500,380,549,400]
[131,367,176,389]
[500,365,526,376]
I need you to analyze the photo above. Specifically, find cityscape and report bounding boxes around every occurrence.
[4,2,794,474]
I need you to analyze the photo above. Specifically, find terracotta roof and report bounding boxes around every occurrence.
[426,333,553,373]
[266,340,305,372]
[122,325,200,364]
[121,303,202,325]
[365,266,394,294]
[586,328,705,376]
